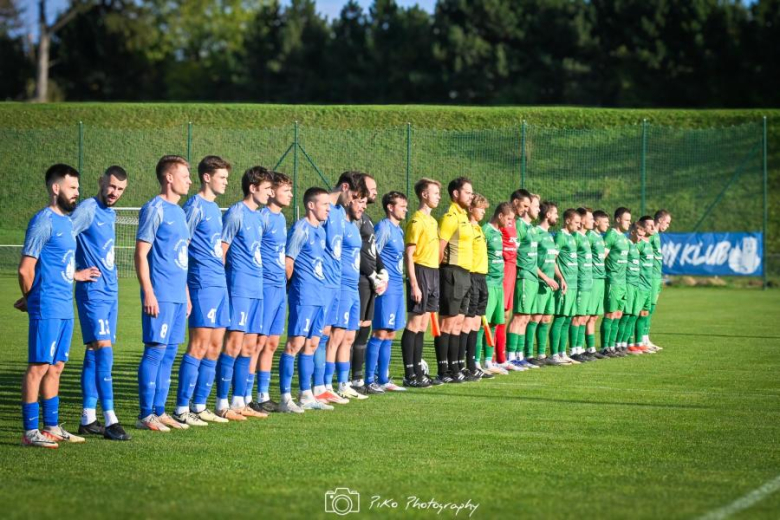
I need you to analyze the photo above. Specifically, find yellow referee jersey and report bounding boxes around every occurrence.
[439,202,474,271]
[471,222,488,274]
[405,209,439,268]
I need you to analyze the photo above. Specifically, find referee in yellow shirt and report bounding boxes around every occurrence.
[435,177,475,384]
[401,178,442,387]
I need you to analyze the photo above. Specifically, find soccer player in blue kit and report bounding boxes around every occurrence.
[18,164,97,448]
[365,191,409,392]
[279,187,332,413]
[134,155,192,432]
[216,167,272,420]
[71,165,131,441]
[172,156,231,426]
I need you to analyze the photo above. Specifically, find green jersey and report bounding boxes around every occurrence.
[576,231,593,291]
[649,232,663,279]
[483,223,505,286]
[588,230,606,279]
[604,228,630,285]
[638,239,654,290]
[555,230,578,286]
[516,219,539,281]
[627,240,640,285]
[536,226,557,278]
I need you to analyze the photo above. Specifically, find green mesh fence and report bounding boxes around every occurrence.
[0,121,768,282]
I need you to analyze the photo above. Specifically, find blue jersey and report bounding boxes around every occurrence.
[71,197,117,302]
[322,203,345,290]
[375,218,405,284]
[259,207,287,289]
[22,207,76,319]
[222,201,263,299]
[341,219,362,286]
[286,218,326,306]
[137,196,189,304]
[184,194,225,289]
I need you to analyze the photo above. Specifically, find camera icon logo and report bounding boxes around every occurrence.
[324,487,360,516]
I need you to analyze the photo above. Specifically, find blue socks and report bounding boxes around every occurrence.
[279,353,295,395]
[378,339,393,385]
[192,358,217,408]
[365,336,382,384]
[298,353,314,392]
[325,361,336,387]
[258,370,271,397]
[232,355,251,402]
[95,347,114,412]
[138,345,164,418]
[176,353,201,409]
[313,336,327,388]
[154,343,178,416]
[42,396,59,428]
[81,349,98,410]
[336,361,350,384]
[245,372,255,400]
[216,353,236,400]
[22,402,39,431]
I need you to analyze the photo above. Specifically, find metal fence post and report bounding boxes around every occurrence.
[763,116,768,289]
[406,123,412,201]
[78,121,83,174]
[520,120,527,189]
[187,122,193,163]
[294,121,299,220]
[641,119,648,216]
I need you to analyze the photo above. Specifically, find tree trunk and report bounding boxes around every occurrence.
[34,0,49,103]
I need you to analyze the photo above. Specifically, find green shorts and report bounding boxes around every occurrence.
[536,283,556,315]
[513,277,538,315]
[485,284,505,325]
[576,289,591,316]
[604,281,627,313]
[555,287,577,317]
[625,285,638,315]
[652,278,663,305]
[588,279,605,316]
[639,288,652,313]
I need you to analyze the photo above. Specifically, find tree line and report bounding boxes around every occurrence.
[2,0,779,107]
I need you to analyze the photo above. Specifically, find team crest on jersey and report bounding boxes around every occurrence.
[62,250,75,283]
[313,258,325,280]
[398,258,403,274]
[102,239,115,270]
[211,233,222,258]
[252,241,263,268]
[352,249,360,272]
[276,247,285,268]
[174,239,189,270]
[332,236,342,260]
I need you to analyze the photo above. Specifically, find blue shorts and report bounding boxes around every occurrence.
[76,298,118,345]
[373,288,406,331]
[288,304,326,339]
[335,287,360,331]
[228,296,263,334]
[261,285,287,336]
[142,302,187,345]
[324,291,341,327]
[189,286,230,329]
[28,318,74,364]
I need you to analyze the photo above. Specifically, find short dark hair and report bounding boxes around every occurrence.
[197,155,231,182]
[382,191,407,213]
[593,209,609,220]
[539,200,558,221]
[638,215,654,227]
[492,202,513,219]
[102,165,127,181]
[654,209,671,221]
[272,171,292,188]
[414,178,441,199]
[614,207,631,220]
[563,208,579,222]
[155,155,189,185]
[576,207,592,217]
[336,171,365,191]
[45,163,79,188]
[447,177,472,198]
[304,186,328,206]
[241,166,273,197]
[510,189,532,202]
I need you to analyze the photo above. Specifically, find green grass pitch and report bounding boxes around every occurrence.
[1,278,779,519]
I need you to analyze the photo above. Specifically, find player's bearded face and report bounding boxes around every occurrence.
[101,175,128,207]
[55,176,79,212]
[365,178,378,203]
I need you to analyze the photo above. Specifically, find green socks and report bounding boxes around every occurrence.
[507,332,524,356]
[586,332,596,349]
[560,317,572,355]
[550,317,565,355]
[600,318,613,350]
[525,321,538,358]
[537,321,550,357]
[485,327,495,362]
[475,328,485,363]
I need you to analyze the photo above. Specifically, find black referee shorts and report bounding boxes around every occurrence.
[406,264,440,315]
[466,273,488,318]
[439,264,471,317]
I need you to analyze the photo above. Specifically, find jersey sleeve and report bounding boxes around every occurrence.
[405,218,422,246]
[554,231,566,248]
[184,199,203,238]
[603,230,615,249]
[70,199,96,236]
[375,221,391,255]
[136,202,163,244]
[285,222,307,261]
[22,212,52,259]
[221,206,242,246]
[438,213,458,242]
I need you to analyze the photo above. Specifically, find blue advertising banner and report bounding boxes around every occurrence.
[660,232,764,276]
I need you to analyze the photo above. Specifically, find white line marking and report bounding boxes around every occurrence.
[696,474,780,520]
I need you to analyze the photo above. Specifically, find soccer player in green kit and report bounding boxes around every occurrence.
[570,207,595,362]
[549,209,581,365]
[645,209,671,350]
[618,222,644,355]
[601,207,632,357]
[586,210,610,358]
[632,216,658,353]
